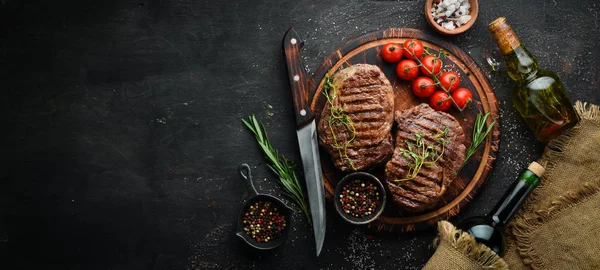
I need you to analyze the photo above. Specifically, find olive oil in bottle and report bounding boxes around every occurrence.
[488,17,579,142]
[458,162,544,257]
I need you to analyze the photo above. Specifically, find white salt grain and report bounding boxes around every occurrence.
[458,15,472,25]
[442,22,456,30]
[432,0,472,30]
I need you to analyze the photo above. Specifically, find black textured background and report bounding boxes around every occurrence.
[1,0,599,269]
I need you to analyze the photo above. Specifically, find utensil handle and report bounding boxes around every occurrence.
[238,164,258,197]
[283,27,314,127]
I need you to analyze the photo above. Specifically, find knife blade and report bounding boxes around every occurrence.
[282,27,326,256]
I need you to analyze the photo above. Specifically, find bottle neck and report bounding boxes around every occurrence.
[489,17,539,82]
[489,17,521,55]
[504,46,539,82]
[487,170,540,227]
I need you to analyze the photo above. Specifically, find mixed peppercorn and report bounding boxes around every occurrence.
[339,179,381,218]
[242,200,286,243]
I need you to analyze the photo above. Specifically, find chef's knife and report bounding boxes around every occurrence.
[282,27,326,256]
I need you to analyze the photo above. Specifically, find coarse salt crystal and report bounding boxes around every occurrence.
[432,0,472,30]
[458,15,472,25]
[442,21,456,30]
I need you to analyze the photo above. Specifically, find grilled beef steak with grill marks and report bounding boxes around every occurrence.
[385,104,466,211]
[318,64,394,172]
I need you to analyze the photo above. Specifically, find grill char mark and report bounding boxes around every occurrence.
[318,64,395,172]
[385,104,466,212]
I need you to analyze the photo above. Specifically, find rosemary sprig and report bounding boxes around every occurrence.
[242,115,311,223]
[323,75,357,170]
[457,112,495,173]
[395,127,450,182]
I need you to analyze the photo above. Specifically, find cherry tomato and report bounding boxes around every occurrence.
[452,88,473,110]
[381,43,403,63]
[429,91,452,111]
[402,39,424,60]
[396,59,419,81]
[439,71,460,92]
[420,55,442,75]
[412,77,436,98]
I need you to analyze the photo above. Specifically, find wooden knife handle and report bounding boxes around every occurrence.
[283,27,314,127]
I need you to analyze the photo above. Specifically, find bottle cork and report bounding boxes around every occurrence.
[488,17,521,55]
[528,161,545,177]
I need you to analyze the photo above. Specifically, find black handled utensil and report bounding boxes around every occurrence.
[283,27,326,256]
[235,164,293,250]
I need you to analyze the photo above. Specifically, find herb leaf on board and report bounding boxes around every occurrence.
[457,112,495,175]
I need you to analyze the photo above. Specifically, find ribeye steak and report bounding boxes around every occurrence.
[385,104,466,211]
[317,64,394,172]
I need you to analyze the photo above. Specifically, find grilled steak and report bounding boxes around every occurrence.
[318,64,394,172]
[385,104,466,211]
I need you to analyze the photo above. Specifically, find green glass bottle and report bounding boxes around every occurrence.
[458,162,544,257]
[488,17,579,142]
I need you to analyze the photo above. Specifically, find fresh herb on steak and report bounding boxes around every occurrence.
[395,127,450,182]
[318,65,395,172]
[385,104,466,211]
[242,115,311,223]
[323,75,357,170]
[457,112,495,174]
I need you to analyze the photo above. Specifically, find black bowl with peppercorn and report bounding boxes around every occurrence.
[334,172,387,225]
[235,164,292,250]
[236,195,292,250]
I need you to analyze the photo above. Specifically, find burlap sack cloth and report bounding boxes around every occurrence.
[423,101,600,270]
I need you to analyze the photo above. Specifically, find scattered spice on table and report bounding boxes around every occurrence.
[339,179,381,218]
[242,200,286,243]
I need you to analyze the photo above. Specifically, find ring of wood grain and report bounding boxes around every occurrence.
[308,28,500,232]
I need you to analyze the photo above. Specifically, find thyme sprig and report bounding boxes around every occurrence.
[424,47,450,59]
[323,75,357,170]
[242,115,311,223]
[395,127,450,182]
[457,112,495,174]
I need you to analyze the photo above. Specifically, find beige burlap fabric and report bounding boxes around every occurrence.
[423,221,509,270]
[424,101,600,270]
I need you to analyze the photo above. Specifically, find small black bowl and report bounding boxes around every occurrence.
[235,164,292,250]
[334,172,387,225]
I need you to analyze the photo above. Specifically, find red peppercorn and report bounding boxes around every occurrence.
[242,200,286,243]
[338,178,381,218]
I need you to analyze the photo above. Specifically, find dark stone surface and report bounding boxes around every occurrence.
[1,0,599,269]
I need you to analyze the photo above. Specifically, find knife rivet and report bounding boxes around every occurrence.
[293,75,300,81]
[291,38,297,44]
[300,109,306,116]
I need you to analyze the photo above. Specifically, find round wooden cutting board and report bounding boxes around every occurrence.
[308,28,500,232]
